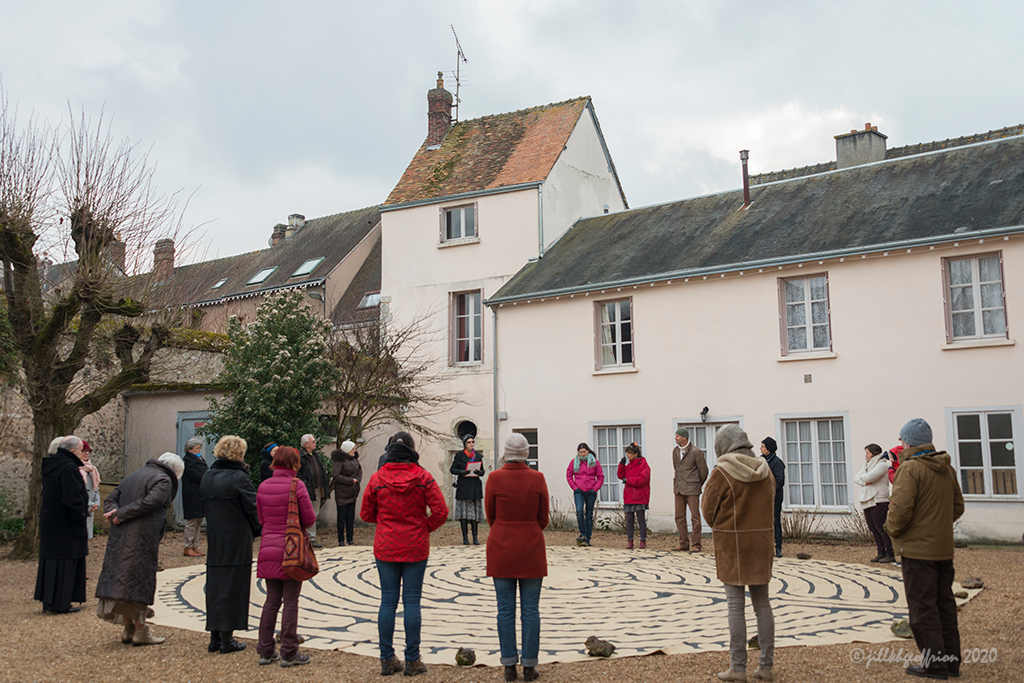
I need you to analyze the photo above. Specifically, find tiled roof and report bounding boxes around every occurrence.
[385,97,590,205]
[491,135,1024,302]
[330,236,381,326]
[750,124,1024,185]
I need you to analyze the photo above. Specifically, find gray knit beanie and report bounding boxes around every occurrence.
[503,433,530,462]
[899,418,933,447]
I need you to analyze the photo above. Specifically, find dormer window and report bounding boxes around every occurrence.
[291,257,325,277]
[246,267,277,285]
[442,204,476,242]
[211,278,228,290]
[358,291,381,309]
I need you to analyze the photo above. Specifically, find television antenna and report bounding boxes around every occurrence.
[450,24,468,122]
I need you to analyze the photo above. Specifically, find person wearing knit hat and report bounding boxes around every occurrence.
[759,437,785,558]
[884,418,965,679]
[330,440,363,546]
[450,434,486,545]
[486,433,550,682]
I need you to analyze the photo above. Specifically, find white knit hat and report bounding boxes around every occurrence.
[504,433,530,462]
[340,439,357,454]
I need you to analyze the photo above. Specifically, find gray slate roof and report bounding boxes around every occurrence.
[491,135,1024,303]
[159,205,381,307]
[330,236,381,325]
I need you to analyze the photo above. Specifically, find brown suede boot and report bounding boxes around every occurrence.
[132,624,166,646]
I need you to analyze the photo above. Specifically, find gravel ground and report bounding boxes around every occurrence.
[3,522,1020,682]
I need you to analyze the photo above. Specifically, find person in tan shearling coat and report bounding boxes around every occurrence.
[701,425,776,682]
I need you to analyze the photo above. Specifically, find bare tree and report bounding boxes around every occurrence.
[327,312,460,446]
[0,90,190,558]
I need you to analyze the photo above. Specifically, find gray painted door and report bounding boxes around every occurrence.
[173,410,215,525]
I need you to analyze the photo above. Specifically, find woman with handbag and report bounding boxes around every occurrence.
[256,446,316,667]
[361,431,448,677]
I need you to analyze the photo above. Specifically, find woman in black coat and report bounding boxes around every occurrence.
[450,434,486,545]
[181,437,208,557]
[34,436,89,614]
[96,453,183,646]
[200,435,260,654]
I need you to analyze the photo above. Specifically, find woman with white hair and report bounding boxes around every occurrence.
[181,436,208,557]
[95,452,183,646]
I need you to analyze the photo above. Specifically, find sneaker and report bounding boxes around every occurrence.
[404,659,427,676]
[576,535,585,544]
[380,657,403,676]
[626,539,634,550]
[280,652,311,667]
[638,540,647,549]
[258,652,280,666]
[582,539,591,547]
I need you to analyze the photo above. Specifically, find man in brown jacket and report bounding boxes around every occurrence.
[672,428,709,551]
[701,424,775,682]
[884,418,965,680]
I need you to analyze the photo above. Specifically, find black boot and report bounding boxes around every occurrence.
[218,630,246,654]
[460,520,469,545]
[504,664,518,681]
[471,521,480,545]
[523,666,539,681]
[208,631,221,653]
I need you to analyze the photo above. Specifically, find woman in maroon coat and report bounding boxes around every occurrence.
[485,433,550,682]
[255,446,315,668]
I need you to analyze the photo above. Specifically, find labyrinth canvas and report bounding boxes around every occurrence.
[151,546,980,666]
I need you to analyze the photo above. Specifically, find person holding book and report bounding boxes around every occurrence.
[451,435,486,545]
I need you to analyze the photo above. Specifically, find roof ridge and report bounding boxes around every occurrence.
[453,96,590,126]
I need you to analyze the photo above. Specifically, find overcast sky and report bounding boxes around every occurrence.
[2,1,1022,263]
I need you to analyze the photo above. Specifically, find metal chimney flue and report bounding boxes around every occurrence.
[739,149,751,208]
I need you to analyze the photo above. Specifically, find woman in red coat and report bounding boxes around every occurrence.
[255,446,315,667]
[485,433,550,682]
[361,432,448,677]
[617,442,651,549]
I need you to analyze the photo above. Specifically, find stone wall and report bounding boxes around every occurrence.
[0,344,223,517]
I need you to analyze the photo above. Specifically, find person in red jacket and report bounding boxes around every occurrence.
[361,432,448,677]
[617,442,651,550]
[255,446,315,667]
[486,433,550,682]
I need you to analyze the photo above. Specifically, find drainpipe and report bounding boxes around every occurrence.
[537,186,545,258]
[491,307,500,470]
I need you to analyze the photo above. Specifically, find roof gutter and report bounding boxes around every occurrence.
[380,181,543,213]
[190,277,327,308]
[485,224,1024,306]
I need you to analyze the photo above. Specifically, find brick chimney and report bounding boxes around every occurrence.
[426,71,453,147]
[153,238,174,280]
[835,122,887,169]
[106,233,126,273]
[270,223,287,246]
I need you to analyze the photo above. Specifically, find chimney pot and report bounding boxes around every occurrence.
[426,72,454,146]
[865,122,872,130]
[153,238,175,280]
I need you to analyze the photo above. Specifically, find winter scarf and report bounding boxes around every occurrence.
[572,453,597,473]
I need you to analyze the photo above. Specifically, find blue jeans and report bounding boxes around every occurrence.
[573,490,597,540]
[493,577,543,666]
[376,559,427,662]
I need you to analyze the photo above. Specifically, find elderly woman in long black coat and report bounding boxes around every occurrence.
[35,435,89,614]
[200,435,260,654]
[95,453,183,646]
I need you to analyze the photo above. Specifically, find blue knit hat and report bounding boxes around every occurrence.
[899,418,933,447]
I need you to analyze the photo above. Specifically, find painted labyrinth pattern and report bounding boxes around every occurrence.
[151,546,976,665]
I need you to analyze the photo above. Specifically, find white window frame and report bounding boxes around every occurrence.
[948,406,1022,500]
[440,203,478,243]
[779,273,832,355]
[942,252,1009,342]
[246,266,277,285]
[595,298,635,369]
[590,421,644,507]
[513,428,539,471]
[449,289,483,365]
[776,412,851,511]
[291,257,325,277]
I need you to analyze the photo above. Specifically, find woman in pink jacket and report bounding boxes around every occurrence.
[566,443,603,547]
[617,442,651,550]
[255,446,315,668]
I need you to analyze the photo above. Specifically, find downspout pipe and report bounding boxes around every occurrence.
[537,185,545,258]
[491,307,500,470]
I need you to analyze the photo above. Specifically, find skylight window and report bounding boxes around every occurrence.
[246,267,277,285]
[291,257,325,277]
[358,292,381,309]
[211,278,228,290]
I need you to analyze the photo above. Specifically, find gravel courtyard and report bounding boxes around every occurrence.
[2,524,1020,681]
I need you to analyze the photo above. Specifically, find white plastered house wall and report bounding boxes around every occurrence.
[489,238,1024,542]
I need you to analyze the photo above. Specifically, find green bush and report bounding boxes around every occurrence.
[0,492,25,543]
